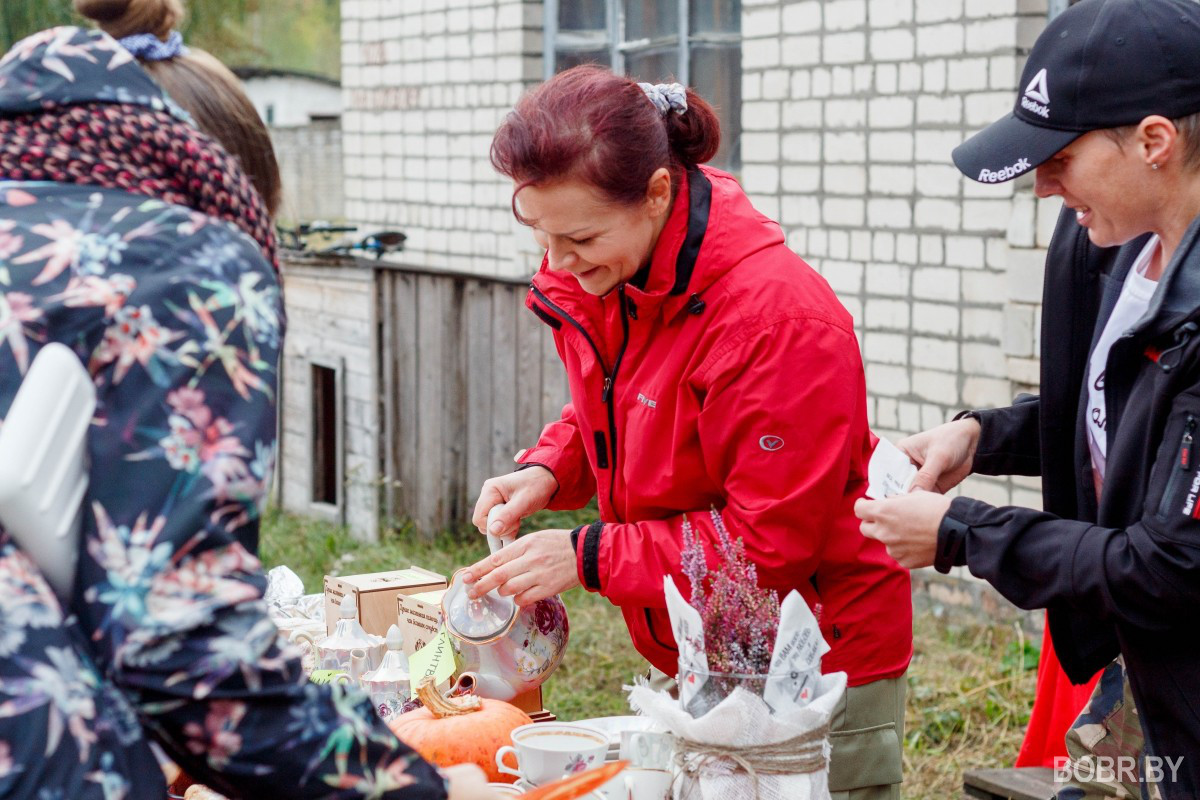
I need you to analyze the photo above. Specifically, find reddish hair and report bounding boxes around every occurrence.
[490,65,721,217]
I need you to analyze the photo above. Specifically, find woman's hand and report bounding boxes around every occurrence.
[855,491,952,569]
[899,417,981,493]
[463,529,581,606]
[443,764,499,799]
[471,467,559,539]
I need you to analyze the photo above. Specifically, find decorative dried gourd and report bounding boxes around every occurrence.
[388,677,532,783]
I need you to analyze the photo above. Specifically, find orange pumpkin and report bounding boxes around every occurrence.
[388,677,533,783]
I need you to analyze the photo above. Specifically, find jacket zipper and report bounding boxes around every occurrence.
[1158,413,1197,519]
[531,284,631,523]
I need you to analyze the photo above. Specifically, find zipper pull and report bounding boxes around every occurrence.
[602,376,612,403]
[1182,415,1196,471]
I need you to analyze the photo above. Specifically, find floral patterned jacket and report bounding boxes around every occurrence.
[0,28,446,800]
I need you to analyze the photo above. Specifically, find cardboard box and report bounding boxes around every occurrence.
[324,567,447,637]
[396,589,545,714]
[396,588,447,656]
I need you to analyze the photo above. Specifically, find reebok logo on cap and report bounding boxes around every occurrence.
[1021,68,1051,119]
[978,157,1032,183]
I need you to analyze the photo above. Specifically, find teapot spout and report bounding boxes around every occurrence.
[453,670,516,702]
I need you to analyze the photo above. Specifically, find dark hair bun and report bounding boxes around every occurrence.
[74,0,183,40]
[666,88,721,166]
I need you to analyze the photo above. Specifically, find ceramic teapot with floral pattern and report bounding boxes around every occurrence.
[440,505,569,701]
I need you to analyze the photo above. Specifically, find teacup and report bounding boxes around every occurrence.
[592,767,673,800]
[495,722,609,786]
[486,783,522,797]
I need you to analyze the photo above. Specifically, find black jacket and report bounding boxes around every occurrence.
[939,207,1200,793]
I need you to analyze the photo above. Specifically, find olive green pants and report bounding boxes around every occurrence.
[828,673,906,800]
[646,669,906,798]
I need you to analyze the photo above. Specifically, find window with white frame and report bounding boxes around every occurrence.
[544,0,742,172]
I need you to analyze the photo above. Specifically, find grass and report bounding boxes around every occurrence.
[260,508,1037,798]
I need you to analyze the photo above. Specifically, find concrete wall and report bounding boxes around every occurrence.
[272,119,346,225]
[278,257,380,538]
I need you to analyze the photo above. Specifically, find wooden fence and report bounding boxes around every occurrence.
[375,265,569,535]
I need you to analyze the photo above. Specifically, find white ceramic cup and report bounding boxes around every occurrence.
[495,722,609,786]
[592,767,673,800]
[619,730,675,770]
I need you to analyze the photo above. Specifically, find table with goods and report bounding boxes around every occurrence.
[248,508,847,800]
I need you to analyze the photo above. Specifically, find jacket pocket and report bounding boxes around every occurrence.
[828,722,903,791]
[1155,411,1198,521]
[827,676,905,792]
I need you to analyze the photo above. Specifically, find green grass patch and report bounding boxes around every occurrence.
[260,509,1037,797]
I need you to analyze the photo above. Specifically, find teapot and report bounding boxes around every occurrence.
[441,505,569,702]
[360,624,411,720]
[295,593,386,672]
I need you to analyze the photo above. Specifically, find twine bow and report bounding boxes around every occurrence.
[671,725,830,797]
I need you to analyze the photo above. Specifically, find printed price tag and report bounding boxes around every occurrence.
[866,437,918,499]
[408,626,459,698]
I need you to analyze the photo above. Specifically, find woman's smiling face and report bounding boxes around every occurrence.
[517,171,672,296]
[1034,128,1160,249]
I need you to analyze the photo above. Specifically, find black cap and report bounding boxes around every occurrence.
[953,0,1200,184]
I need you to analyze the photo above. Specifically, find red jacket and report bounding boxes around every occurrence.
[519,165,912,686]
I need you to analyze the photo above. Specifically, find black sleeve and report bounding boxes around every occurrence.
[940,390,1200,630]
[965,393,1042,477]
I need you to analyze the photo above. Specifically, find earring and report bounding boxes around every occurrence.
[1151,162,1160,170]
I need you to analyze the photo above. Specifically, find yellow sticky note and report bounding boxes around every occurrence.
[408,626,459,698]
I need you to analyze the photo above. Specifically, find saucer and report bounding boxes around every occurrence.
[575,715,661,746]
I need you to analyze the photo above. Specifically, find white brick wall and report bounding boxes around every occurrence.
[340,0,542,278]
[742,0,1052,512]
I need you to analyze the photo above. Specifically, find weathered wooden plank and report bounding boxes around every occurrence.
[414,273,445,536]
[394,272,420,532]
[377,272,396,527]
[490,284,519,479]
[442,278,467,529]
[515,286,544,453]
[963,768,1057,800]
[464,280,493,517]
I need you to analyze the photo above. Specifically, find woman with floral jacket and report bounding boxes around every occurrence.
[0,23,483,800]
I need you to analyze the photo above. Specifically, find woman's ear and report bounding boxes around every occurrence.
[1137,115,1178,168]
[645,167,673,218]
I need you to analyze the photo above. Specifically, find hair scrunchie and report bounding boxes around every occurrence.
[118,31,187,62]
[639,82,688,116]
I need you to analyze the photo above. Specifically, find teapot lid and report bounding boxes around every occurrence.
[443,569,516,643]
[442,505,520,643]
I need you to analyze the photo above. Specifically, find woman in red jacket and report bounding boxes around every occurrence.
[463,65,912,799]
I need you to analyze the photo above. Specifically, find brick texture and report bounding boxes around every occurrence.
[341,0,542,278]
[743,0,1055,513]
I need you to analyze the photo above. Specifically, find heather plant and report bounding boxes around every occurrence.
[680,508,781,678]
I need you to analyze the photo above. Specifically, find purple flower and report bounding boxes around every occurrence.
[679,508,781,678]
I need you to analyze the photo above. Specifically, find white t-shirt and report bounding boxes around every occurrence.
[1087,235,1160,484]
